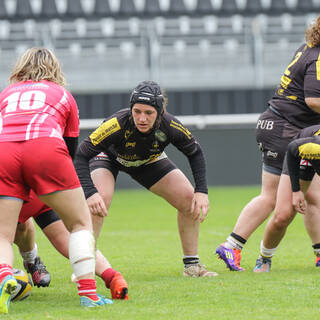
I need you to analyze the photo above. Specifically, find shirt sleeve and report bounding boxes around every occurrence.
[186,143,208,194]
[304,60,320,98]
[74,137,103,199]
[63,136,78,159]
[74,115,122,198]
[286,142,302,192]
[63,91,79,138]
[287,136,320,191]
[168,115,208,194]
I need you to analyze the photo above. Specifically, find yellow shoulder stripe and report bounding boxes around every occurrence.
[314,129,320,136]
[316,53,320,80]
[90,117,121,146]
[299,142,320,159]
[170,120,191,139]
[286,95,297,101]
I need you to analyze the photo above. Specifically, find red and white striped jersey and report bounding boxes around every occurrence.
[0,80,79,141]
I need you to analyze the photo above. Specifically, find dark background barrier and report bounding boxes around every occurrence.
[74,88,274,118]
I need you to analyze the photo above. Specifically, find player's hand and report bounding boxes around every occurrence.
[190,192,210,222]
[87,193,108,217]
[292,190,307,214]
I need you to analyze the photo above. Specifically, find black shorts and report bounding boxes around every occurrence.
[282,154,315,181]
[256,107,301,175]
[89,153,177,189]
[34,209,61,230]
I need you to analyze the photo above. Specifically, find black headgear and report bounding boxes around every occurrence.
[129,80,164,115]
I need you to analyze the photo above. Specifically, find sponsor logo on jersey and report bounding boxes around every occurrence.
[94,152,108,161]
[266,150,278,158]
[124,130,133,139]
[90,117,120,145]
[256,120,273,130]
[11,83,49,91]
[299,143,320,159]
[125,141,136,148]
[116,152,162,167]
[152,141,159,149]
[300,159,312,167]
[155,129,167,142]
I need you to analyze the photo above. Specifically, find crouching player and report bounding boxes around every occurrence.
[15,190,129,299]
[253,124,320,272]
[14,219,51,288]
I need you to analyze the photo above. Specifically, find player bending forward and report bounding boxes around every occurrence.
[15,190,128,299]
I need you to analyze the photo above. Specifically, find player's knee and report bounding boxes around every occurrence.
[177,189,195,214]
[272,213,291,230]
[260,194,277,211]
[69,230,95,277]
[305,190,319,206]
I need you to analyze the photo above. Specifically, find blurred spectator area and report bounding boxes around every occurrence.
[0,0,319,115]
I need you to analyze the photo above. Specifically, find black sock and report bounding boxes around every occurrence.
[230,232,247,245]
[183,257,199,268]
[312,243,320,249]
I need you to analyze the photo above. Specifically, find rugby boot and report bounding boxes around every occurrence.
[183,263,218,277]
[110,272,129,300]
[253,256,272,273]
[216,244,244,271]
[0,275,17,314]
[24,256,51,287]
[316,256,320,267]
[80,293,113,307]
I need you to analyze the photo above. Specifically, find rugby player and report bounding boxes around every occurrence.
[216,15,320,272]
[74,80,217,277]
[0,47,111,312]
[15,191,128,298]
[253,124,320,272]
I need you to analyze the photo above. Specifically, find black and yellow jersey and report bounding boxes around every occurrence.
[87,109,197,164]
[287,124,320,191]
[269,43,320,128]
[74,109,207,197]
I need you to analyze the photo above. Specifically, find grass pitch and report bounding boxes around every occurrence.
[8,186,320,319]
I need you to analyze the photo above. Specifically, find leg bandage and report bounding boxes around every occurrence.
[69,230,95,277]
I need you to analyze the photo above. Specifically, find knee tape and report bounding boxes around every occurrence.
[69,230,95,277]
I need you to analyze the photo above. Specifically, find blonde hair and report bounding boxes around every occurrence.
[162,88,168,113]
[305,15,320,47]
[9,47,66,86]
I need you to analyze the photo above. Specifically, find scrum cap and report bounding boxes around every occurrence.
[130,80,164,114]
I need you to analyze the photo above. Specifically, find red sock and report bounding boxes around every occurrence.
[0,264,13,283]
[101,268,117,289]
[77,279,99,301]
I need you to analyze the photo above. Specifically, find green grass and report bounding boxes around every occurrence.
[8,186,320,319]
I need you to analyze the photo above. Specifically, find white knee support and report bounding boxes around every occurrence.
[69,230,95,277]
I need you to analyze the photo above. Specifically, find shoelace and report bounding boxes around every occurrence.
[32,259,47,273]
[256,258,270,268]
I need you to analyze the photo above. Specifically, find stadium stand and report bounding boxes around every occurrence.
[0,0,319,19]
[0,0,318,116]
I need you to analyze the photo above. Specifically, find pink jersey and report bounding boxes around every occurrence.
[0,80,79,141]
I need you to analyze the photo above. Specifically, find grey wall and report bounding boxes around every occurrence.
[79,126,262,189]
